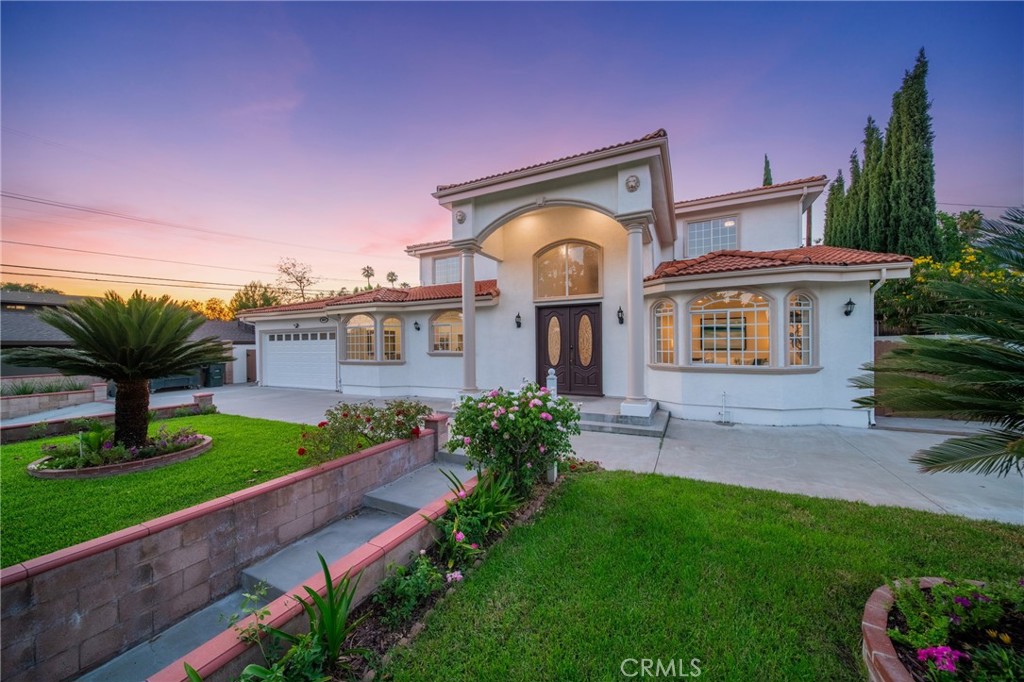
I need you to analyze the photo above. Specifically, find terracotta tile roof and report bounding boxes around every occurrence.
[647,246,912,281]
[405,239,451,251]
[436,129,668,193]
[242,280,499,315]
[675,175,828,207]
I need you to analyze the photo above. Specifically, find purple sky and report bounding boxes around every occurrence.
[2,2,1021,300]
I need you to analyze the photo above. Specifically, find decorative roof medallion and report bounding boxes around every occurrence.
[455,210,467,224]
[625,175,641,193]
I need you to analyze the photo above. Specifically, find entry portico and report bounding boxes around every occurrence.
[433,130,675,417]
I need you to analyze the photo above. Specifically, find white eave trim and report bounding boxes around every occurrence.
[675,181,827,216]
[643,262,912,293]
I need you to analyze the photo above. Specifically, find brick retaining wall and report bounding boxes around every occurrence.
[0,415,447,682]
[0,384,106,421]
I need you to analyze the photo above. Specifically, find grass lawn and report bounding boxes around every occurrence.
[384,471,1024,682]
[1,414,306,567]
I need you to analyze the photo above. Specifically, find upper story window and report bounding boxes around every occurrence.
[432,311,463,353]
[687,216,738,257]
[652,300,676,365]
[535,241,600,299]
[382,317,403,361]
[787,293,814,366]
[689,290,770,367]
[345,314,376,361]
[433,256,460,285]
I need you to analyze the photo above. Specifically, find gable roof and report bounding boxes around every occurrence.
[241,280,500,316]
[434,129,668,194]
[0,311,255,346]
[647,246,912,281]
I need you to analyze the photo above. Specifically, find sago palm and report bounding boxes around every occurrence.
[7,291,231,448]
[852,208,1024,476]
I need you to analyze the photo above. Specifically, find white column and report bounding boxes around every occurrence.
[460,248,478,392]
[622,220,653,417]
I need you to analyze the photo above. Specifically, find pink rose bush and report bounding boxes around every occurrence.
[298,399,433,466]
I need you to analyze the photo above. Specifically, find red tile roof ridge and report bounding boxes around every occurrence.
[675,175,828,206]
[241,280,499,315]
[647,246,912,281]
[435,129,668,193]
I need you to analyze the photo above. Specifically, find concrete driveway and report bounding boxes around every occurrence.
[6,384,1021,525]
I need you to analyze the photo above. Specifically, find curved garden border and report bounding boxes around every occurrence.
[26,435,213,479]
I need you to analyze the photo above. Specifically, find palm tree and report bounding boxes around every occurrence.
[361,266,375,288]
[6,291,232,448]
[852,208,1024,476]
[386,271,398,286]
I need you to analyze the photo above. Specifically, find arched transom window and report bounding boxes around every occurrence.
[535,242,600,299]
[345,314,375,361]
[653,300,676,364]
[787,293,814,366]
[689,291,771,366]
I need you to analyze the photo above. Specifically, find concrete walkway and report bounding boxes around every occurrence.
[6,384,1021,525]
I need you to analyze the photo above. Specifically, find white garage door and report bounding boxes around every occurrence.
[262,331,337,390]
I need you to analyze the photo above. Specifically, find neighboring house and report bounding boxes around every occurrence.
[0,291,256,384]
[240,130,912,427]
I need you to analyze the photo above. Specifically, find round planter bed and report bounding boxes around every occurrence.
[27,435,213,479]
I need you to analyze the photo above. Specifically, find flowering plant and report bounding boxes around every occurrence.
[298,399,433,466]
[447,382,580,495]
[39,423,203,469]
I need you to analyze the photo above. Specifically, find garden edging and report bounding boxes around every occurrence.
[26,436,214,479]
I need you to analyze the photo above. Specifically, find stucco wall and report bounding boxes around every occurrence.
[677,197,804,256]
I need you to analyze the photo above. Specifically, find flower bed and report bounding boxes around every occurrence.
[26,422,207,474]
[27,435,212,479]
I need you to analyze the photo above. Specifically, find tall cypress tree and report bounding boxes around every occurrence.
[894,49,939,258]
[824,170,846,247]
[846,149,865,248]
[863,117,886,252]
[763,154,773,186]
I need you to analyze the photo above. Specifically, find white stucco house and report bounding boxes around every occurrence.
[240,130,912,427]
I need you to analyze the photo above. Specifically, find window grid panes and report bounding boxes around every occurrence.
[432,311,464,352]
[535,242,600,299]
[346,314,375,361]
[433,256,460,285]
[690,291,770,366]
[687,217,738,257]
[653,301,676,364]
[787,294,813,366]
[383,317,402,361]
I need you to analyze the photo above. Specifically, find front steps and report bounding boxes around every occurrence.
[578,408,670,438]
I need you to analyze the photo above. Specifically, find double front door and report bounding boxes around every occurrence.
[536,305,602,396]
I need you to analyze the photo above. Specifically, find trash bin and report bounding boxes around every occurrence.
[205,363,225,387]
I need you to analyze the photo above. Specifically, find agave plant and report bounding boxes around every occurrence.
[6,291,231,448]
[852,208,1024,476]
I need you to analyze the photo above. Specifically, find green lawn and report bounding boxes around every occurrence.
[384,471,1024,682]
[1,414,307,567]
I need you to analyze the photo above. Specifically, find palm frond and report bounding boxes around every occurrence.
[910,429,1024,477]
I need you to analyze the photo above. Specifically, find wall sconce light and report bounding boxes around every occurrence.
[843,299,856,317]
[293,323,300,329]
[515,313,522,328]
[318,316,329,324]
[617,307,625,325]
[414,321,421,331]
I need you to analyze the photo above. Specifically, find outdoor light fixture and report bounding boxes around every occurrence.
[318,316,329,324]
[414,321,421,331]
[843,299,856,316]
[617,307,625,325]
[515,313,522,328]
[293,323,300,329]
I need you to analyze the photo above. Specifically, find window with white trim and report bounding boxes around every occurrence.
[689,290,770,366]
[787,293,814,366]
[431,311,463,352]
[433,256,460,285]
[687,216,738,257]
[382,317,402,361]
[345,314,375,361]
[652,300,676,364]
[535,241,600,299]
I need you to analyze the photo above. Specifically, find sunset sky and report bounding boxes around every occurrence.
[2,2,1021,302]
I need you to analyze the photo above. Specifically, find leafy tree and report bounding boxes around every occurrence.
[179,299,206,316]
[386,271,398,286]
[852,209,1024,476]
[0,282,63,294]
[762,154,773,186]
[277,258,320,303]
[361,265,375,288]
[230,281,282,313]
[400,282,411,289]
[6,291,231,447]
[203,298,233,321]
[823,170,846,247]
[862,117,885,251]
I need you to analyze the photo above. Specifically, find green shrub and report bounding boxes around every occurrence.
[0,377,86,396]
[429,469,521,569]
[372,554,443,629]
[298,399,433,466]
[39,424,203,469]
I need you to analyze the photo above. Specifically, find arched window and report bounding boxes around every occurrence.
[345,314,375,361]
[431,311,463,353]
[382,317,402,361]
[787,293,814,366]
[535,241,600,299]
[652,300,676,364]
[689,290,771,366]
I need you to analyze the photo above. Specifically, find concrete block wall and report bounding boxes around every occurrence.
[0,386,102,421]
[0,417,446,682]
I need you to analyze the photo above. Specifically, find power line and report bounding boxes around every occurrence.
[0,271,244,293]
[936,201,1015,209]
[2,263,255,288]
[1,191,414,260]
